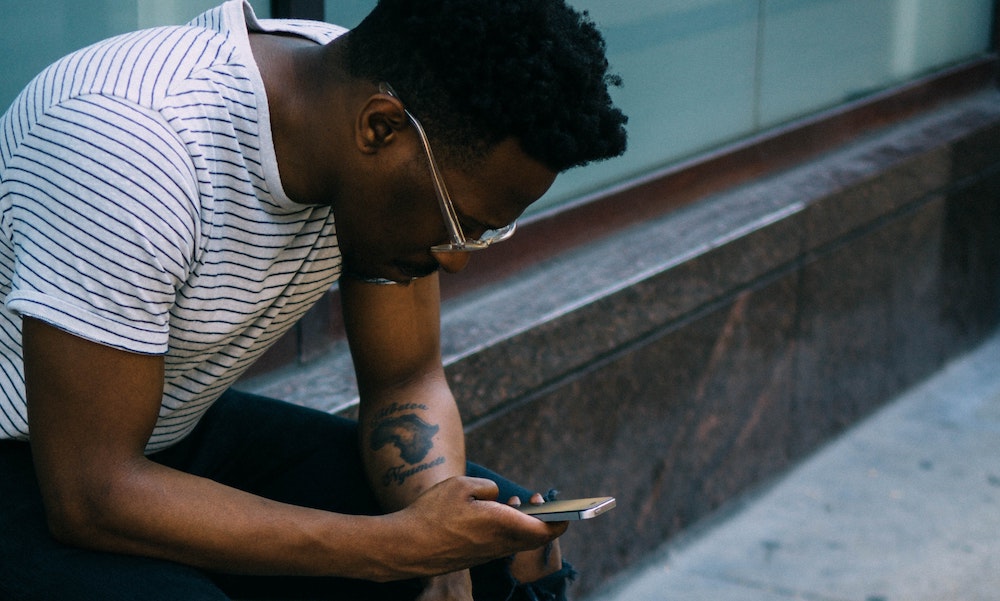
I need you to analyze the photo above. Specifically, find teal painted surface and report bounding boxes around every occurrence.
[0,0,268,111]
[1,0,993,213]
[536,0,995,212]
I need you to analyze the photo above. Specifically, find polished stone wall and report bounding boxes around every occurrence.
[243,89,1000,595]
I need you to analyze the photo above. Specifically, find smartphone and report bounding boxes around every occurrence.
[518,496,616,521]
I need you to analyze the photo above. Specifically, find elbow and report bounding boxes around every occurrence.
[38,475,128,549]
[46,516,88,547]
[42,491,106,547]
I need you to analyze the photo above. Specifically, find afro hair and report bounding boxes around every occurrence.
[343,0,628,172]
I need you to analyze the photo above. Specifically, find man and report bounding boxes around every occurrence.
[0,0,627,599]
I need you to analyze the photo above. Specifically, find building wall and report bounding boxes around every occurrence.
[458,90,1000,594]
[246,88,1000,594]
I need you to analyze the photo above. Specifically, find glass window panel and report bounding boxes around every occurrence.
[1,0,134,110]
[758,0,899,127]
[324,0,375,28]
[0,0,269,110]
[536,0,759,213]
[757,0,994,129]
[887,0,995,78]
[547,0,995,213]
[137,0,269,28]
[3,0,994,216]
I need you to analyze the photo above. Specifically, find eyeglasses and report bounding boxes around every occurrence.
[379,82,516,253]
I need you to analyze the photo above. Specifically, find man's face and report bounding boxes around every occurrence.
[339,137,557,284]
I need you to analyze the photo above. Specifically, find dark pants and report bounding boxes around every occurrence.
[0,390,548,600]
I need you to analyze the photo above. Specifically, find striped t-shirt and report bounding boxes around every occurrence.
[0,1,347,452]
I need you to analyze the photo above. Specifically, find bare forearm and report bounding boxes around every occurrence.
[45,456,562,584]
[359,375,466,511]
[357,369,480,599]
[47,458,398,580]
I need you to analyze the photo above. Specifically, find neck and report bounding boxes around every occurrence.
[250,33,353,206]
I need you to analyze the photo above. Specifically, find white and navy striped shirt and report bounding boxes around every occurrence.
[0,1,347,452]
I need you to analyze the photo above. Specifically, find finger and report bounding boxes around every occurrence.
[547,521,570,537]
[528,518,570,544]
[507,492,545,507]
[460,476,501,502]
[496,504,570,549]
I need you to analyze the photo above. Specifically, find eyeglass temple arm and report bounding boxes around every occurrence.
[378,82,466,246]
[405,112,466,245]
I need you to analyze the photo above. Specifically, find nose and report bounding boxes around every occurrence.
[432,250,471,274]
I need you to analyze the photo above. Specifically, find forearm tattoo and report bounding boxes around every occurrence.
[369,403,445,486]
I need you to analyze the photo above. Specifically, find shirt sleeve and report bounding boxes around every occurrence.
[2,94,200,354]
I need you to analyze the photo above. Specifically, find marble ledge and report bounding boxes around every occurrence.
[240,89,1000,420]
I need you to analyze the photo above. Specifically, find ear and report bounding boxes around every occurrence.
[355,94,409,154]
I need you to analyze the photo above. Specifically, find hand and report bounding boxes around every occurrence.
[505,492,566,584]
[416,570,473,601]
[389,476,567,579]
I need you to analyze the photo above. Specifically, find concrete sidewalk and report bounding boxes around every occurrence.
[586,330,1000,601]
